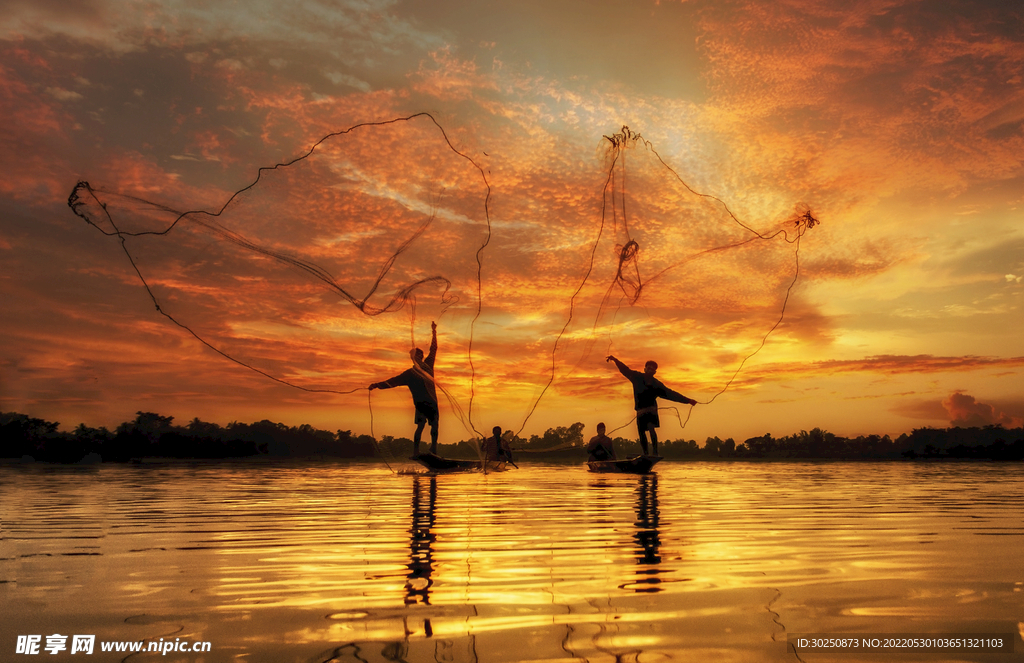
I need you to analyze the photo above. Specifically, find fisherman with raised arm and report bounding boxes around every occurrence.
[606,356,697,456]
[370,322,439,457]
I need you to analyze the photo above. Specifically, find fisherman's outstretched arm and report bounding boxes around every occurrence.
[660,385,697,406]
[606,355,631,377]
[369,372,409,390]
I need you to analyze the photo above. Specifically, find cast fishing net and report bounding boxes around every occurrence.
[68,117,815,458]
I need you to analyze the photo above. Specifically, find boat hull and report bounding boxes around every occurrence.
[414,453,507,472]
[587,455,662,474]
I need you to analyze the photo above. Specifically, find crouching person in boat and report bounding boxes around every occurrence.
[606,355,697,456]
[369,322,439,458]
[483,426,514,465]
[586,422,616,462]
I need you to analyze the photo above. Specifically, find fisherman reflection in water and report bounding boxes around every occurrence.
[405,475,436,607]
[370,321,439,458]
[586,422,616,461]
[606,356,697,456]
[633,474,662,592]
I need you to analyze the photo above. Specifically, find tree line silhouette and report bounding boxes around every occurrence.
[0,411,377,462]
[1,411,1021,463]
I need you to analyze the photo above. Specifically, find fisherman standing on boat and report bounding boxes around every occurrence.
[585,422,617,461]
[370,322,439,457]
[606,356,697,456]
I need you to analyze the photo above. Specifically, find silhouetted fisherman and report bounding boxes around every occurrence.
[370,321,439,457]
[606,356,696,456]
[586,422,617,461]
[483,426,513,464]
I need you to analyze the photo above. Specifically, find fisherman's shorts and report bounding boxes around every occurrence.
[414,401,439,425]
[637,407,660,431]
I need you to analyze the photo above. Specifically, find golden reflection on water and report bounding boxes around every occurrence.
[1,461,1022,662]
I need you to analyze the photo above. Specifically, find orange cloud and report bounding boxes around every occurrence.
[943,391,1024,428]
[743,354,1024,386]
[69,115,492,394]
[0,60,73,201]
[412,47,499,101]
[694,0,1024,221]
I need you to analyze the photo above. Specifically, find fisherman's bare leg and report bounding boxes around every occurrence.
[414,420,426,456]
[429,420,438,454]
[649,426,659,456]
[636,420,650,456]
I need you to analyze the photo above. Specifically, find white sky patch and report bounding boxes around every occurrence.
[216,58,246,71]
[325,71,372,92]
[170,154,220,162]
[1007,274,1022,283]
[0,0,443,64]
[317,229,387,247]
[954,206,982,216]
[45,87,83,102]
[228,321,306,341]
[941,303,1015,317]
[147,278,226,296]
[513,236,593,255]
[325,160,479,228]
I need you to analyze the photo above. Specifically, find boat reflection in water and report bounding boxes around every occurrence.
[318,475,480,663]
[560,473,669,662]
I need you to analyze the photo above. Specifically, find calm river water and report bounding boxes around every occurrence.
[1,461,1022,662]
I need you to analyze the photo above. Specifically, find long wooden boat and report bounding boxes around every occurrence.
[414,453,508,473]
[587,455,662,474]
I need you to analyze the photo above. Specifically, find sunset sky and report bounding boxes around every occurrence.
[1,0,1021,445]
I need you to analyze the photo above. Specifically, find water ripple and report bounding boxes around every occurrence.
[1,461,1022,661]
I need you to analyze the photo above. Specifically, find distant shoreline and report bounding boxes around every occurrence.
[3,411,1022,464]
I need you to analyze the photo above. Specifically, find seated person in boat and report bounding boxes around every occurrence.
[369,322,439,457]
[483,426,513,463]
[586,422,617,461]
[606,355,697,456]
